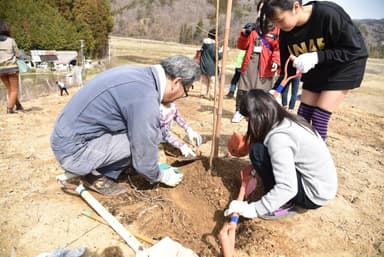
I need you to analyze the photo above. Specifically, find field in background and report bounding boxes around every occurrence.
[108,36,239,72]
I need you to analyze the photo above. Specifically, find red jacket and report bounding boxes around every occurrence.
[237,26,280,78]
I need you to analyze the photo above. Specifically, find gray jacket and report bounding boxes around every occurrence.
[0,35,18,69]
[51,65,162,182]
[253,118,337,216]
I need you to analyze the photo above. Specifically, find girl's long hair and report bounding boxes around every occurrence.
[0,20,11,37]
[259,0,302,34]
[239,89,316,143]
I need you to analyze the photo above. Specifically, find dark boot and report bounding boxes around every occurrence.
[15,100,24,111]
[6,107,17,114]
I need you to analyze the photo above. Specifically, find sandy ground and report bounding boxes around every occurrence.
[0,50,383,256]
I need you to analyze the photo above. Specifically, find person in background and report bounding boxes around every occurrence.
[259,0,368,140]
[0,20,23,114]
[56,80,69,96]
[224,89,337,220]
[281,76,300,112]
[51,55,201,195]
[199,28,222,100]
[231,2,280,123]
[225,50,246,99]
[160,102,202,157]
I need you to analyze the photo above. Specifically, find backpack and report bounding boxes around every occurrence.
[17,59,30,73]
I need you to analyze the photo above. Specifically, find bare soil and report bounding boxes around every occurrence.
[0,39,383,257]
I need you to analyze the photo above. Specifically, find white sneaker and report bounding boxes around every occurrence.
[231,111,244,123]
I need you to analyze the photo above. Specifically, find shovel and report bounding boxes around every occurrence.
[75,184,198,257]
[270,55,301,98]
[164,146,203,165]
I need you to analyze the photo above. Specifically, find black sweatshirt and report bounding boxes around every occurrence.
[277,1,368,89]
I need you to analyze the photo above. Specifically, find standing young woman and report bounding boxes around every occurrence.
[0,20,23,113]
[259,0,368,140]
[199,28,222,100]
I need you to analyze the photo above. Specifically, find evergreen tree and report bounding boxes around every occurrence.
[0,0,113,58]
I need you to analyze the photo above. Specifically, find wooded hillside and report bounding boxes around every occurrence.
[110,0,259,46]
[355,19,384,58]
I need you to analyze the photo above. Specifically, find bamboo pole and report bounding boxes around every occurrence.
[209,0,220,171]
[209,0,233,169]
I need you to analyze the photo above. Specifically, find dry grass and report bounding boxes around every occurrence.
[109,36,240,73]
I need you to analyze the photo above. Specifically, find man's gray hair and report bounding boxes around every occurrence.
[160,55,201,86]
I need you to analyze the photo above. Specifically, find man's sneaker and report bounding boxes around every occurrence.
[231,111,244,123]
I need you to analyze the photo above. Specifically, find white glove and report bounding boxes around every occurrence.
[271,62,278,72]
[159,163,183,187]
[186,128,202,146]
[293,52,318,73]
[269,89,278,97]
[180,144,196,157]
[224,200,258,219]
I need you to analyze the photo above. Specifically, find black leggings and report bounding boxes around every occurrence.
[235,89,247,111]
[230,68,241,86]
[60,88,69,96]
[249,143,320,209]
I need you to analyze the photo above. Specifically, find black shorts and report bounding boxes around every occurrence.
[302,58,367,93]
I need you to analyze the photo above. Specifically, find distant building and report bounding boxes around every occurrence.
[30,50,78,72]
[30,50,57,70]
[56,51,78,72]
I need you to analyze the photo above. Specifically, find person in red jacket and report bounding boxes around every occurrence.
[231,9,280,123]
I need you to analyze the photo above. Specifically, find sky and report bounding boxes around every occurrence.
[303,0,384,20]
